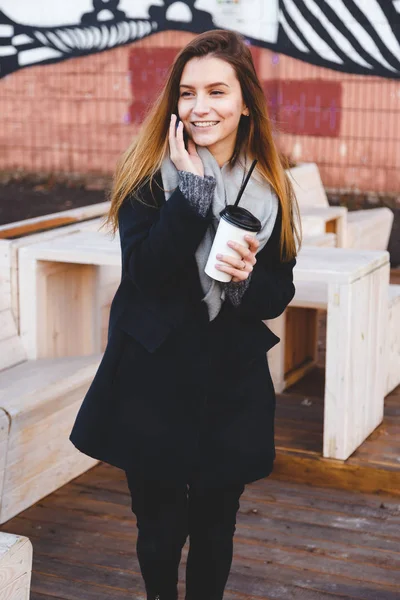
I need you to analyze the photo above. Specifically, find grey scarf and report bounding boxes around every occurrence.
[161,146,278,320]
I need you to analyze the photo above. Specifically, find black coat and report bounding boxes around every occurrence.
[70,171,296,486]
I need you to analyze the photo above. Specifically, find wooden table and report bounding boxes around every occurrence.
[19,231,390,461]
[293,247,390,459]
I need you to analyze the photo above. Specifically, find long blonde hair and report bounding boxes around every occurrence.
[107,30,301,260]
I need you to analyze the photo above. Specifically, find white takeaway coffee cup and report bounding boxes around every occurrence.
[205,205,262,283]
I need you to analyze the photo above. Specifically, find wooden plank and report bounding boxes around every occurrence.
[18,231,121,268]
[0,203,109,239]
[0,336,25,372]
[97,265,119,351]
[295,247,389,285]
[5,400,91,485]
[386,285,400,394]
[323,261,390,459]
[0,309,19,340]
[287,163,329,209]
[1,451,98,524]
[284,307,318,382]
[290,281,328,309]
[0,534,32,600]
[273,451,400,496]
[10,217,104,328]
[0,242,11,314]
[36,261,99,358]
[0,410,10,506]
[0,573,30,600]
[346,208,394,252]
[303,233,336,247]
[0,354,101,420]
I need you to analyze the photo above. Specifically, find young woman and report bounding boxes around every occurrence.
[70,29,300,600]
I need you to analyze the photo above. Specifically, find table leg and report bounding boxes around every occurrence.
[323,263,389,459]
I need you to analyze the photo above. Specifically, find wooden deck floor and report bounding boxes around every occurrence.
[273,369,400,496]
[1,359,399,599]
[2,452,400,598]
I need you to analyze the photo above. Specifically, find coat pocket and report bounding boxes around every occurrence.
[116,301,172,353]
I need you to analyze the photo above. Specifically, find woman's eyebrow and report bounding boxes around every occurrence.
[179,82,230,89]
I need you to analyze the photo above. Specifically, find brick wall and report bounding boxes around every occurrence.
[1,30,400,194]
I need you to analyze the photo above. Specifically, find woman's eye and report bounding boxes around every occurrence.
[180,90,223,97]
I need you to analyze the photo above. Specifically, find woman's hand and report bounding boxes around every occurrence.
[169,114,204,177]
[215,235,259,282]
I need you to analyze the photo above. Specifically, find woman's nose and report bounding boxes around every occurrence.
[193,97,210,115]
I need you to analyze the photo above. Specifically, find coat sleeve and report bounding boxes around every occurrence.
[225,209,296,321]
[118,177,214,295]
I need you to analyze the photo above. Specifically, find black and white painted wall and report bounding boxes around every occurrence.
[0,1,400,79]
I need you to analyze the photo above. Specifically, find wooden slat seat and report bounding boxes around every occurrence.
[0,354,101,524]
[288,163,393,251]
[0,532,32,599]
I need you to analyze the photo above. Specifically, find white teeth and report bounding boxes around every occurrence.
[193,121,218,127]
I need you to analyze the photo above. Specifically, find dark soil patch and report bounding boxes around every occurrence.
[0,176,110,227]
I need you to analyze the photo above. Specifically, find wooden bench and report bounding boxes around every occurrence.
[1,236,100,523]
[0,532,32,599]
[0,354,100,524]
[0,209,113,524]
[287,163,393,251]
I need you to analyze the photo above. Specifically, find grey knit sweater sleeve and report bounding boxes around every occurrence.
[178,170,216,217]
[178,169,250,307]
[224,274,252,307]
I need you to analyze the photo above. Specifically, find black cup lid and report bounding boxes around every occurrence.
[220,206,262,232]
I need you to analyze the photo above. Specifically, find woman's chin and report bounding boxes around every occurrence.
[191,134,220,147]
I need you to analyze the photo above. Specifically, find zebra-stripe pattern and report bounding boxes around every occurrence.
[280,0,400,76]
[0,23,16,57]
[1,1,400,79]
[0,17,158,76]
[31,19,157,54]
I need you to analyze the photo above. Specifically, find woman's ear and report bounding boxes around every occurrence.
[242,107,249,117]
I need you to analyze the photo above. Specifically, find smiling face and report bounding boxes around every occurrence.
[177,56,249,166]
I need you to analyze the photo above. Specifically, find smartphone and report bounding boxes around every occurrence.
[175,118,189,149]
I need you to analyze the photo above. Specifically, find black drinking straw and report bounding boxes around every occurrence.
[233,159,258,207]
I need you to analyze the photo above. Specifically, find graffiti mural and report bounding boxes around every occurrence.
[0,1,400,79]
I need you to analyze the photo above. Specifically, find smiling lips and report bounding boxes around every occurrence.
[191,121,219,128]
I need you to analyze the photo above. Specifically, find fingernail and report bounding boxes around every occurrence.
[216,254,222,259]
[215,264,221,269]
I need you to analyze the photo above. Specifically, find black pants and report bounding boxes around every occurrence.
[125,471,245,600]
